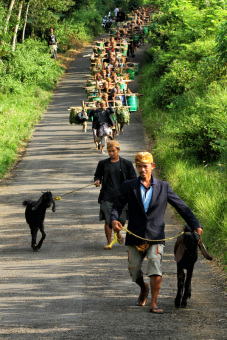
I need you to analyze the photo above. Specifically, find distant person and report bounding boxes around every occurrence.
[88,101,101,150]
[114,7,119,21]
[117,8,126,25]
[94,141,137,249]
[95,101,114,154]
[48,27,58,59]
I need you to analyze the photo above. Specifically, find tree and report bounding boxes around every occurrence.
[26,0,74,37]
[22,0,29,43]
[4,0,16,34]
[12,0,23,51]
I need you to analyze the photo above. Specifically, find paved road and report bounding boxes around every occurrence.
[0,37,226,339]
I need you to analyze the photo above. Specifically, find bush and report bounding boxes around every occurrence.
[140,0,227,267]
[177,114,226,161]
[215,20,227,64]
[0,38,62,93]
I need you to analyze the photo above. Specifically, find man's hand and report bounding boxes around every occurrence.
[111,220,123,232]
[196,227,203,236]
[94,180,100,187]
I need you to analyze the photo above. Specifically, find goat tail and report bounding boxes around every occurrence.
[22,200,30,206]
[198,238,213,260]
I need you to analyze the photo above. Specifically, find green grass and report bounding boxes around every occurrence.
[0,88,53,176]
[139,73,227,269]
[139,21,227,268]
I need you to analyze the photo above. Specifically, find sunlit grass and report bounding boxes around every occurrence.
[139,65,227,269]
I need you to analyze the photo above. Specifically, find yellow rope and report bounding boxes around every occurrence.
[54,183,94,201]
[121,227,184,243]
[104,232,118,249]
[106,229,184,250]
[54,184,184,244]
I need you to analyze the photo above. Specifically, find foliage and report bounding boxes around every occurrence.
[0,38,61,94]
[27,0,74,35]
[140,0,227,265]
[56,8,102,52]
[215,20,227,64]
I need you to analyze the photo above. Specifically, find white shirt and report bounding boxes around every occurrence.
[114,7,119,17]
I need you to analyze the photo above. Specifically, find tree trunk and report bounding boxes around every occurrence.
[12,0,23,51]
[22,2,30,44]
[4,0,16,34]
[31,24,35,39]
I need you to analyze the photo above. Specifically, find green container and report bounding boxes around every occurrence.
[92,97,101,102]
[122,47,128,56]
[127,68,135,80]
[119,83,127,91]
[143,27,148,35]
[121,43,128,51]
[133,33,140,43]
[96,41,104,47]
[127,95,138,112]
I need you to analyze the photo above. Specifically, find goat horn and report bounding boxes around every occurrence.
[198,238,213,260]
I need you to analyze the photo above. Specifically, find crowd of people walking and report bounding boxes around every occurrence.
[70,5,153,153]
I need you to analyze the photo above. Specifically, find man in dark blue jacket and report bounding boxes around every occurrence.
[94,141,136,249]
[110,152,203,313]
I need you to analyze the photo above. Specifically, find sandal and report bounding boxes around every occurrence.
[149,307,164,314]
[104,244,112,250]
[117,236,124,244]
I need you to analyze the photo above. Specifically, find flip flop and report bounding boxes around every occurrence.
[137,284,149,306]
[149,307,164,314]
[104,244,112,250]
[117,236,124,244]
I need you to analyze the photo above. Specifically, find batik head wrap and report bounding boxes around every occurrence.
[107,141,120,149]
[135,152,153,164]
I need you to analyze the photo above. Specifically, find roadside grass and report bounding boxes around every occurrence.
[139,78,227,269]
[0,88,53,177]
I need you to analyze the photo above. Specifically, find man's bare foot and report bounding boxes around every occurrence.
[137,282,149,306]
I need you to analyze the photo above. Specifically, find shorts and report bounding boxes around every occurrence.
[99,200,127,224]
[96,135,106,147]
[127,244,165,282]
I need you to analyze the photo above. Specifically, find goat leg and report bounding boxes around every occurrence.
[181,266,193,308]
[37,225,46,249]
[30,227,38,252]
[175,267,185,308]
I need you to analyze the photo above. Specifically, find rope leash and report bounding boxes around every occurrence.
[54,183,95,200]
[106,229,184,249]
[54,184,184,245]
[121,227,184,242]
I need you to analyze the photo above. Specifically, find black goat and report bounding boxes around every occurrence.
[174,226,212,308]
[22,191,56,251]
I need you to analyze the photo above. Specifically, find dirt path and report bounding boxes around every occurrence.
[0,36,226,340]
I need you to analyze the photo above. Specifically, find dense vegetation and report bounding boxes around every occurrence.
[140,0,226,267]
